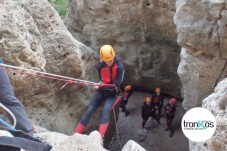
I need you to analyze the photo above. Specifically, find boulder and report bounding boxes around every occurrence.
[174,0,227,110]
[122,140,146,151]
[189,78,227,151]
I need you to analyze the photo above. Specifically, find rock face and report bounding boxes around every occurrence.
[174,0,227,150]
[67,0,182,97]
[0,1,46,86]
[0,0,98,134]
[189,78,227,151]
[122,140,146,151]
[37,131,107,151]
[35,129,146,151]
[174,0,227,110]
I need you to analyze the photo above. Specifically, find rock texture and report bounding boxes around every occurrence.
[122,140,146,151]
[189,78,227,151]
[37,131,107,151]
[67,0,182,97]
[34,128,146,151]
[174,1,227,151]
[0,1,46,87]
[0,0,98,134]
[174,0,227,110]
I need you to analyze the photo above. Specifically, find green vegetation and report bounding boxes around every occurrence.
[49,0,68,19]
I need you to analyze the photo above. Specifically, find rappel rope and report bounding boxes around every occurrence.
[0,63,100,88]
[0,103,17,128]
[0,118,16,130]
[113,106,122,148]
[0,63,117,91]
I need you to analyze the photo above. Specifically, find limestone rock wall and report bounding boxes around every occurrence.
[174,0,227,150]
[122,140,146,151]
[37,131,107,151]
[174,0,227,110]
[0,0,98,134]
[35,129,146,151]
[189,78,227,151]
[67,0,182,97]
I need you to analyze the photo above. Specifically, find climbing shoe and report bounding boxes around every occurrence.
[125,111,129,117]
[165,127,169,131]
[169,131,174,137]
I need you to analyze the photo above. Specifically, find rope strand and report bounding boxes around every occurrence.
[113,107,122,148]
[0,64,118,90]
[0,63,99,86]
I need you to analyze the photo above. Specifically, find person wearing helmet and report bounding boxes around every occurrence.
[74,45,124,138]
[120,85,133,117]
[141,97,160,133]
[164,98,177,137]
[152,87,164,119]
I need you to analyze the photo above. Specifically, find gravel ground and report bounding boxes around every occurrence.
[109,91,189,151]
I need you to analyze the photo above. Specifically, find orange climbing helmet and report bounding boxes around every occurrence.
[125,85,132,91]
[99,45,115,62]
[155,87,161,93]
[145,97,152,103]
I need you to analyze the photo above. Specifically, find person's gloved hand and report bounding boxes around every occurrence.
[93,85,99,91]
[99,83,105,87]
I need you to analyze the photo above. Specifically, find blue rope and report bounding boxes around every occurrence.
[0,117,16,130]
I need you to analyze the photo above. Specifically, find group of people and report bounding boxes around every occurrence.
[119,85,177,137]
[141,88,177,137]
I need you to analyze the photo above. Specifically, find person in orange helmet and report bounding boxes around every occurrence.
[152,87,164,119]
[141,97,160,132]
[120,85,133,117]
[164,98,177,137]
[74,45,124,138]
